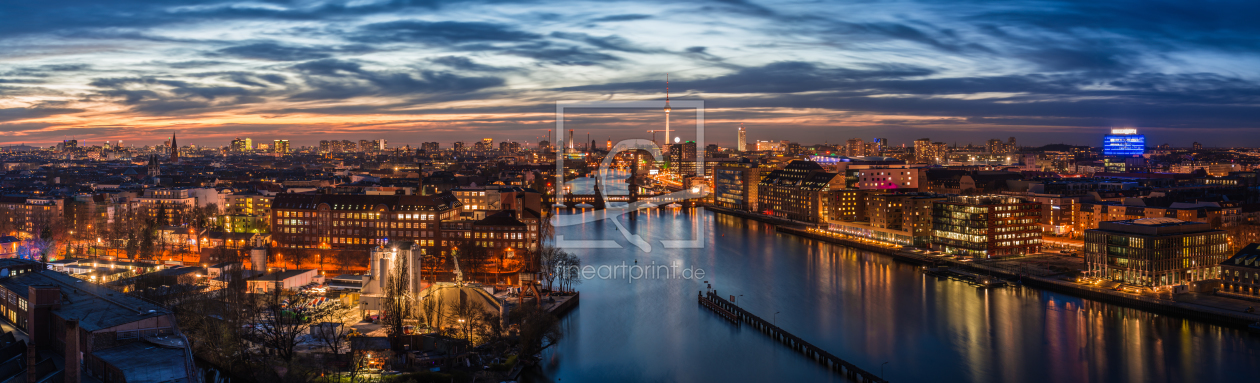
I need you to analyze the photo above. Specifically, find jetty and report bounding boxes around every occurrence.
[699,291,889,382]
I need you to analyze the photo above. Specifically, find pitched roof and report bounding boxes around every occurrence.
[1223,243,1260,270]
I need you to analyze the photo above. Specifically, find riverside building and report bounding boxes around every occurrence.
[1083,218,1229,287]
[931,195,1043,258]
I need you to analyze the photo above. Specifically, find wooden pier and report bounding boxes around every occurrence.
[698,291,889,383]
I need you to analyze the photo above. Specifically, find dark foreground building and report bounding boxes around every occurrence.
[0,258,200,383]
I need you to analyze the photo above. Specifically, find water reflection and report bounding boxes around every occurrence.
[534,210,1260,383]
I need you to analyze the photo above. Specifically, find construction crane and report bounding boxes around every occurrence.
[647,130,665,146]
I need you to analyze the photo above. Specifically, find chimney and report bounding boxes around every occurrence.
[65,319,81,383]
[26,286,61,383]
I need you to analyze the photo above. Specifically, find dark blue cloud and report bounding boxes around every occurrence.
[288,59,504,99]
[217,43,334,61]
[350,20,541,44]
[589,14,652,22]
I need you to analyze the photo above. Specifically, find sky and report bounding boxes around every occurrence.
[2,0,1260,149]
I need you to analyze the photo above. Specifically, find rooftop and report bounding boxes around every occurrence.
[1223,243,1260,270]
[0,260,171,332]
[91,339,191,383]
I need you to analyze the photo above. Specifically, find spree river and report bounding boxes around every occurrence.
[530,209,1260,383]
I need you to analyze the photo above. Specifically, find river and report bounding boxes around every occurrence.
[530,209,1260,382]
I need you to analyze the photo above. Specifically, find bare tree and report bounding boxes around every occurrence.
[557,252,582,293]
[311,300,356,362]
[537,245,564,292]
[251,287,339,363]
[381,251,413,352]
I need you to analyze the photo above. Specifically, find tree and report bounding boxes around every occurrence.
[537,246,565,292]
[557,252,582,293]
[311,301,356,362]
[511,304,561,362]
[251,287,339,363]
[381,251,413,352]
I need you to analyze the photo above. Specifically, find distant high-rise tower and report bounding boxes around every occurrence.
[737,123,746,152]
[846,138,866,157]
[607,137,612,151]
[567,129,574,152]
[664,74,671,148]
[169,132,179,163]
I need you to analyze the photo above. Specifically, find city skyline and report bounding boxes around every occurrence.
[3,1,1260,147]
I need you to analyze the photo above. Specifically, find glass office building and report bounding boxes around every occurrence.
[1103,128,1145,156]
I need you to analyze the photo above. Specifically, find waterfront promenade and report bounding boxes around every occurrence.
[707,206,1260,327]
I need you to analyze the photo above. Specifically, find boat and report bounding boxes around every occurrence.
[1249,322,1260,333]
[665,202,682,209]
[575,203,595,208]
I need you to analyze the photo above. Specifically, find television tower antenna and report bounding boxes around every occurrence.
[664,74,671,147]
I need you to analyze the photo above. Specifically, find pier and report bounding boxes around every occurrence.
[698,291,889,383]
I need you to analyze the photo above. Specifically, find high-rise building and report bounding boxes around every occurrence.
[231,137,252,152]
[421,142,440,152]
[273,139,290,154]
[1084,218,1228,287]
[1193,141,1203,150]
[737,123,747,152]
[538,140,551,152]
[846,138,866,157]
[1103,128,1145,156]
[453,141,465,151]
[713,162,765,211]
[914,138,933,163]
[669,141,698,176]
[931,195,1042,258]
[872,138,888,154]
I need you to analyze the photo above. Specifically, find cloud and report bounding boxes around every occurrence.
[0,107,84,122]
[216,43,334,61]
[288,59,504,100]
[504,47,622,66]
[350,20,541,44]
[430,56,509,72]
[589,14,652,22]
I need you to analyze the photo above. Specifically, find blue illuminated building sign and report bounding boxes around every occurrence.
[1103,129,1145,156]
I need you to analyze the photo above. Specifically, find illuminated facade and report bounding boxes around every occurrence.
[931,195,1042,258]
[756,161,843,223]
[1084,218,1228,287]
[713,162,764,211]
[1103,128,1145,156]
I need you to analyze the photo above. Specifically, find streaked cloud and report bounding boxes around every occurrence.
[0,0,1257,147]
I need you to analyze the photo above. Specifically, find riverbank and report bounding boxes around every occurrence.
[708,207,1260,328]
